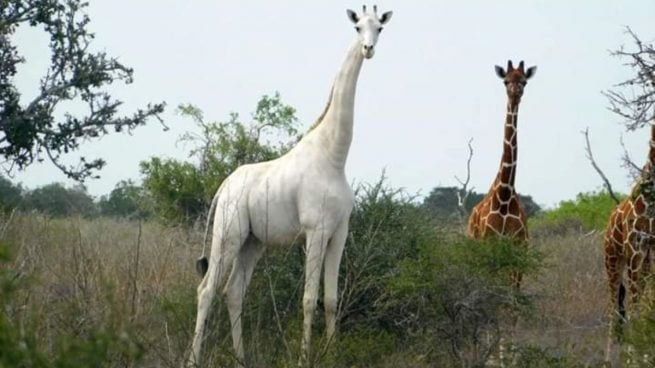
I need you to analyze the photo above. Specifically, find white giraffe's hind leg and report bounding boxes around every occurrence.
[188,201,250,367]
[225,236,266,367]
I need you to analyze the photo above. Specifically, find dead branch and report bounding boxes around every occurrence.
[603,27,655,131]
[455,138,475,223]
[582,128,621,204]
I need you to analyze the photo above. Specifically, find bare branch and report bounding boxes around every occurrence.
[582,128,621,204]
[604,27,655,131]
[454,138,475,224]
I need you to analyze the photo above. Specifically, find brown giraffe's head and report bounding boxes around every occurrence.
[494,60,537,101]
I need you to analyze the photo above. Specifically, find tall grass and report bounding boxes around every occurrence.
[2,214,201,367]
[0,209,617,367]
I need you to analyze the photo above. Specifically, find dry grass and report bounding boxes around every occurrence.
[1,213,617,367]
[521,228,608,366]
[3,214,202,367]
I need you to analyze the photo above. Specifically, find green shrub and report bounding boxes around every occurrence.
[381,234,543,367]
[537,190,623,232]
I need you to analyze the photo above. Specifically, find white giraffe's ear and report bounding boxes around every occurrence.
[494,65,506,79]
[346,9,359,24]
[380,11,393,24]
[525,66,537,79]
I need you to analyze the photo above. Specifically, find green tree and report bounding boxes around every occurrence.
[1,0,165,180]
[97,180,151,219]
[0,174,22,212]
[23,182,95,217]
[141,92,299,223]
[139,158,205,223]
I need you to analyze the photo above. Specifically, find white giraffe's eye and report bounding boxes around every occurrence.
[378,27,383,33]
[355,26,361,32]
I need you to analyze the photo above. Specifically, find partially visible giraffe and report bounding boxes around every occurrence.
[467,60,537,271]
[604,118,655,360]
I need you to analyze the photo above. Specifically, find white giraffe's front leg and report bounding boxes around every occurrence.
[300,228,329,366]
[323,219,349,341]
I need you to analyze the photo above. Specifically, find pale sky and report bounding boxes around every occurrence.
[10,1,654,207]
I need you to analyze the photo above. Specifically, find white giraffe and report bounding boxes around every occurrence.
[187,5,392,367]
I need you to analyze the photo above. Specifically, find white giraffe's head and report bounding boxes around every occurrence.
[347,5,393,59]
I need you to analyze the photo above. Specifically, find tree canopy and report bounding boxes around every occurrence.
[1,0,165,180]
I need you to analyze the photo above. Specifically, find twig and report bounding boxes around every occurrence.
[582,128,621,204]
[619,134,643,180]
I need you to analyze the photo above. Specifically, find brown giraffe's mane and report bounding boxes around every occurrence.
[306,85,335,133]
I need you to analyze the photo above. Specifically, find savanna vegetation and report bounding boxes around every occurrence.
[0,97,638,367]
[3,2,655,367]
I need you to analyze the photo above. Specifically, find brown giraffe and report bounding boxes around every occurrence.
[467,60,536,257]
[604,121,655,334]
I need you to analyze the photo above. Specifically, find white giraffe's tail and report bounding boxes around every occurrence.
[196,192,219,277]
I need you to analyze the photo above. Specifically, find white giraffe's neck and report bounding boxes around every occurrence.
[313,39,364,168]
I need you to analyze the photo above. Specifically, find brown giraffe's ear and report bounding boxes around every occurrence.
[347,9,359,23]
[507,60,514,71]
[495,65,506,79]
[525,66,537,79]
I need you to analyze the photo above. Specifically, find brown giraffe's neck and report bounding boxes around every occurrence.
[495,98,520,189]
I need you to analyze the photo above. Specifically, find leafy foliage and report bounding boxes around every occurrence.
[141,93,300,223]
[23,182,95,217]
[0,174,22,213]
[538,190,624,232]
[381,234,541,366]
[140,158,207,223]
[97,180,151,219]
[0,0,165,180]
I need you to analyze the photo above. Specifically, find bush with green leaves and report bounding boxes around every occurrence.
[380,234,542,367]
[140,93,300,224]
[97,180,152,219]
[534,190,623,233]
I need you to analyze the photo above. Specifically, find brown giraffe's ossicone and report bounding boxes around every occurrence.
[467,60,536,286]
[604,124,655,343]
